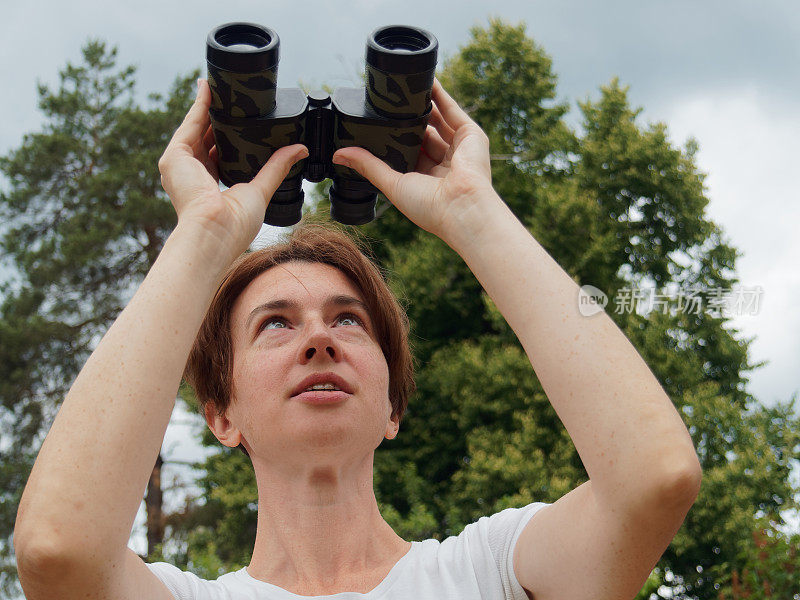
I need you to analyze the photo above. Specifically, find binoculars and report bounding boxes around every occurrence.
[206,22,439,226]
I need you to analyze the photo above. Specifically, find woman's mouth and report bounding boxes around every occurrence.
[292,390,350,404]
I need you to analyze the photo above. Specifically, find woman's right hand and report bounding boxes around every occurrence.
[158,78,308,260]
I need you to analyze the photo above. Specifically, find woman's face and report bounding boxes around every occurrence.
[219,260,397,465]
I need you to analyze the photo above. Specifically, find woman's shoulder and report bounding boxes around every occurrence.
[145,561,251,599]
[435,501,551,550]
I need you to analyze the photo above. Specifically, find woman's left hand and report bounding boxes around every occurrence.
[331,77,496,240]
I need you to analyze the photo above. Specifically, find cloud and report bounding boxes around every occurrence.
[518,0,800,112]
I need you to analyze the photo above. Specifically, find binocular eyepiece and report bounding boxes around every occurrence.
[206,22,438,226]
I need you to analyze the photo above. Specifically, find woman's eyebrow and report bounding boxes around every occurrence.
[244,295,370,331]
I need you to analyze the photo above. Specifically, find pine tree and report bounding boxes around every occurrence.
[0,39,200,595]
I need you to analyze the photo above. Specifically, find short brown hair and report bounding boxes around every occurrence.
[183,215,416,429]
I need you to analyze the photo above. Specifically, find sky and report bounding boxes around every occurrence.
[2,0,798,555]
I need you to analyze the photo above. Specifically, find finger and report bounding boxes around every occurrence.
[427,103,455,145]
[159,153,217,200]
[192,123,215,164]
[332,147,402,202]
[421,125,449,165]
[201,123,216,153]
[170,78,212,148]
[432,77,474,131]
[191,122,216,164]
[414,146,440,176]
[205,145,220,183]
[247,144,308,199]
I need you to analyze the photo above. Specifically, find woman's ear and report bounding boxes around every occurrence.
[204,402,243,449]
[384,414,400,440]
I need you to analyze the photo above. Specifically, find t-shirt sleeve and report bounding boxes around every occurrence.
[463,501,552,600]
[145,561,208,600]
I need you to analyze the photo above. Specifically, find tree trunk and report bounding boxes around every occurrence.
[145,453,164,558]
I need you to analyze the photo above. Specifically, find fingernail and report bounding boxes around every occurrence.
[196,78,202,98]
[332,154,349,167]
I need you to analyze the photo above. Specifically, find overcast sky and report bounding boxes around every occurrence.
[2,0,799,551]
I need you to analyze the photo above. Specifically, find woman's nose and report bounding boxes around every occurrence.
[299,319,340,362]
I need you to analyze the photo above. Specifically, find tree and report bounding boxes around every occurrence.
[0,39,199,595]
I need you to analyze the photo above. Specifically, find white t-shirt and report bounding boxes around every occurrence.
[146,501,551,600]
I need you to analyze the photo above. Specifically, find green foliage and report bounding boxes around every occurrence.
[576,77,714,287]
[436,16,576,216]
[634,568,665,600]
[676,384,800,597]
[717,515,800,599]
[3,18,798,600]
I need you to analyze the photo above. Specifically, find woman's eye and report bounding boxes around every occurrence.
[261,317,287,331]
[259,312,363,332]
[337,312,363,327]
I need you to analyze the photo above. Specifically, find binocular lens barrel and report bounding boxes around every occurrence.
[328,24,437,224]
[206,23,280,117]
[364,25,438,119]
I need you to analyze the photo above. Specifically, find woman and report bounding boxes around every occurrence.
[14,76,702,600]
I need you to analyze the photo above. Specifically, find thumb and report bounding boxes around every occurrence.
[248,144,308,199]
[332,147,401,201]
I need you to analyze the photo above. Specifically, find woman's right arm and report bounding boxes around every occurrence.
[13,220,233,599]
[13,78,308,600]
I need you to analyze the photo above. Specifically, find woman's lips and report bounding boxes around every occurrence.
[292,390,350,404]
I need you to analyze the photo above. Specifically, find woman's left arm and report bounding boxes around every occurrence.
[444,188,702,600]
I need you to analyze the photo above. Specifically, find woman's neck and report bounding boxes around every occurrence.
[246,456,410,595]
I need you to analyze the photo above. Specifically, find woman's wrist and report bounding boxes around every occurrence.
[438,186,508,253]
[173,217,245,275]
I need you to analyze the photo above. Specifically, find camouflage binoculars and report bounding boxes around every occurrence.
[206,22,439,226]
